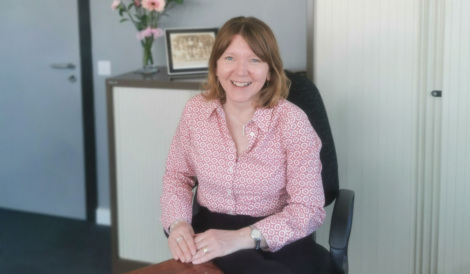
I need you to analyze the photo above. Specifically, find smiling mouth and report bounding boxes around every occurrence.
[231,81,252,87]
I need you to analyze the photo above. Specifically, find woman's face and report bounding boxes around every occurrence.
[216,35,270,106]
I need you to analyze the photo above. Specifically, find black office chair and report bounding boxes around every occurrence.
[285,71,355,274]
[191,71,355,274]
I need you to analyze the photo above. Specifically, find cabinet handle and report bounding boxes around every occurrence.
[431,90,442,97]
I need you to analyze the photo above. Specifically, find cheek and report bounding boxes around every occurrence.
[216,65,230,77]
[254,69,270,81]
[256,65,270,80]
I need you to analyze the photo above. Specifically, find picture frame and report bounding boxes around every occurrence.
[165,28,218,75]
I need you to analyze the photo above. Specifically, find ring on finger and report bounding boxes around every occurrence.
[203,247,210,254]
[176,237,183,244]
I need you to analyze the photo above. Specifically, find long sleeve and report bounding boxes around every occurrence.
[160,102,197,233]
[254,107,326,252]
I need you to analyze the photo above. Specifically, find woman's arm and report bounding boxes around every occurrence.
[160,100,198,262]
[253,105,326,252]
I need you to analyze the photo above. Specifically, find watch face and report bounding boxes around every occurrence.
[251,229,261,239]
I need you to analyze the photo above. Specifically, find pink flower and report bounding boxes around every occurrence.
[142,0,165,12]
[134,0,141,7]
[152,28,165,38]
[136,27,165,40]
[111,0,121,10]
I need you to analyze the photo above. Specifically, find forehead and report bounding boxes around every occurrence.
[223,35,257,55]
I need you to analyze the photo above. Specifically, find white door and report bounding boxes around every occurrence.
[0,0,86,219]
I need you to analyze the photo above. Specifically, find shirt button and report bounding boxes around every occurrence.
[228,189,231,194]
[250,132,255,137]
[228,167,233,173]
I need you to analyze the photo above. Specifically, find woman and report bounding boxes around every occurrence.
[160,16,325,274]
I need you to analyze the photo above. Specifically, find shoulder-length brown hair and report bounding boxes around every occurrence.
[202,16,290,108]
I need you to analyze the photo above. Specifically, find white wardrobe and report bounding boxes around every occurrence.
[308,0,470,273]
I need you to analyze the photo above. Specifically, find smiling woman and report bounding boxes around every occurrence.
[160,16,326,274]
[216,35,271,108]
[203,17,289,109]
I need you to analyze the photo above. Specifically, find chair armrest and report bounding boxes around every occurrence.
[329,189,355,274]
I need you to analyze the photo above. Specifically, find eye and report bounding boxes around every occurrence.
[252,59,260,63]
[225,56,234,61]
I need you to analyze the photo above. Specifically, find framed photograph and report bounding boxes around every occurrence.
[165,28,218,75]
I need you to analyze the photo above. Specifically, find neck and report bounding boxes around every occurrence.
[223,101,257,124]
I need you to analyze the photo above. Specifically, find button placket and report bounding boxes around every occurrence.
[243,123,258,154]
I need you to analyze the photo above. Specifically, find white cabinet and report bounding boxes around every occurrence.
[308,1,470,273]
[106,70,202,273]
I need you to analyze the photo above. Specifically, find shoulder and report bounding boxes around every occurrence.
[182,93,218,118]
[273,99,309,124]
[185,93,208,110]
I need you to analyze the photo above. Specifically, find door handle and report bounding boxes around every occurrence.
[50,63,76,69]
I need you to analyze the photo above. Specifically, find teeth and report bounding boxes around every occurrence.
[231,81,252,87]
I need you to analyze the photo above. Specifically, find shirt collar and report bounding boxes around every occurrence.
[251,107,273,133]
[205,99,222,121]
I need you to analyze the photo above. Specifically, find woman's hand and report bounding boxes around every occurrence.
[191,227,253,264]
[168,221,197,263]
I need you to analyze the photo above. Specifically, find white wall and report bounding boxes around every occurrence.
[90,0,308,212]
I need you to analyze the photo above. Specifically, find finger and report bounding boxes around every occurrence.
[192,248,215,265]
[177,238,193,262]
[169,245,178,261]
[183,233,197,256]
[194,237,210,251]
[193,232,208,245]
[168,240,182,261]
[191,248,206,262]
[174,241,186,262]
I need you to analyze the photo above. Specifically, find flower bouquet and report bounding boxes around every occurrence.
[112,0,185,73]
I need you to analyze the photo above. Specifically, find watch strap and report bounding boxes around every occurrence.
[254,239,261,250]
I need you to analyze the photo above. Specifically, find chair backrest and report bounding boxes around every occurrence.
[285,71,339,207]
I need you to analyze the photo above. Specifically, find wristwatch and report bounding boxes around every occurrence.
[250,225,261,250]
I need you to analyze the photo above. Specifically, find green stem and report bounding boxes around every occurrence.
[143,37,154,66]
[122,5,140,30]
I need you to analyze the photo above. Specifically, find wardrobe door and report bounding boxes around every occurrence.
[109,86,199,272]
[438,0,470,273]
[310,1,437,273]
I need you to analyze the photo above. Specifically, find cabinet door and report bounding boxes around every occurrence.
[312,1,422,273]
[112,87,199,264]
[438,0,470,272]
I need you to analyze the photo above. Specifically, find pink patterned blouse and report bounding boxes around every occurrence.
[160,94,326,252]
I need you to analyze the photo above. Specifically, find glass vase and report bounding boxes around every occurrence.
[141,37,158,74]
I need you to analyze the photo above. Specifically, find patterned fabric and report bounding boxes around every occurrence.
[160,94,326,252]
[285,71,339,207]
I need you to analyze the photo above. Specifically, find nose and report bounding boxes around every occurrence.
[235,60,248,76]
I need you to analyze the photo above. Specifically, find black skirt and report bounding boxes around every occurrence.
[191,206,328,274]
